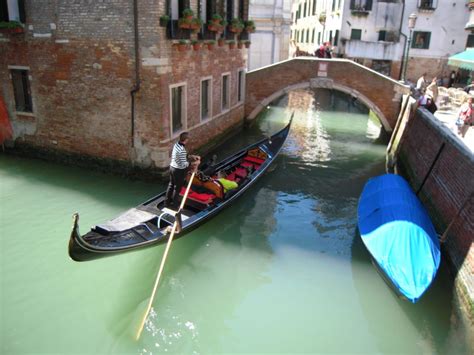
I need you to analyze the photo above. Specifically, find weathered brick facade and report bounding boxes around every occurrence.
[0,0,249,171]
[245,57,410,132]
[389,103,474,320]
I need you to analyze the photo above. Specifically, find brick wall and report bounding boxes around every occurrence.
[0,0,249,171]
[245,58,409,132]
[395,107,474,320]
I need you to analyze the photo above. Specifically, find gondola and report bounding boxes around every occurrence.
[357,174,441,303]
[68,117,292,261]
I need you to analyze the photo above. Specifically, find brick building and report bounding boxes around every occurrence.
[0,0,251,171]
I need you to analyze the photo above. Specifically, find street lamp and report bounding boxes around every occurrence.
[402,13,418,83]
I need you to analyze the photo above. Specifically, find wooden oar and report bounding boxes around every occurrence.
[135,170,196,340]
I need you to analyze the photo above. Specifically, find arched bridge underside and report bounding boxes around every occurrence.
[245,58,410,132]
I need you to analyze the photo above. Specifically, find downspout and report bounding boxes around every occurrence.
[130,0,140,148]
[398,0,406,81]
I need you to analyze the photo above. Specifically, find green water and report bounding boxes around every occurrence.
[1,89,472,354]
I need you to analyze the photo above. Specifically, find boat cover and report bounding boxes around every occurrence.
[358,174,440,303]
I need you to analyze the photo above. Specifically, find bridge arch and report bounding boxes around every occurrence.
[245,58,410,132]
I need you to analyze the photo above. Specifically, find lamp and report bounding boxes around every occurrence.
[402,13,418,83]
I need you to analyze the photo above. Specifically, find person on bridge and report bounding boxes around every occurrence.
[416,73,427,96]
[314,45,325,58]
[426,77,439,103]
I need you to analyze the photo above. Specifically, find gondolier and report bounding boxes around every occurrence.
[166,132,200,208]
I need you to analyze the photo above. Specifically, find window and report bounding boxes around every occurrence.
[329,30,333,44]
[11,69,33,113]
[306,29,309,43]
[418,0,437,10]
[312,29,315,43]
[170,83,186,135]
[349,0,372,11]
[221,73,230,111]
[317,31,321,44]
[0,0,26,22]
[312,0,316,15]
[378,30,386,41]
[412,31,430,49]
[200,78,211,121]
[350,29,362,40]
[237,69,245,103]
[467,34,474,48]
[303,2,307,17]
[334,30,339,46]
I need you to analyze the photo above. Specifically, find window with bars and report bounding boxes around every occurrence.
[349,0,372,11]
[418,0,437,10]
[222,74,230,111]
[0,0,26,23]
[171,84,186,134]
[238,69,245,103]
[11,69,33,113]
[201,78,211,121]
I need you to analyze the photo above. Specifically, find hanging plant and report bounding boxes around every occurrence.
[227,40,236,49]
[159,15,170,27]
[206,40,216,50]
[182,8,194,20]
[176,39,189,51]
[191,39,201,51]
[229,18,244,33]
[244,20,256,33]
[319,11,326,24]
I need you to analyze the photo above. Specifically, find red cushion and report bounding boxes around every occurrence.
[226,172,237,181]
[244,156,265,164]
[235,167,248,178]
[241,161,254,168]
[180,187,215,203]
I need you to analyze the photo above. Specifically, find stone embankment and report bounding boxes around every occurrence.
[388,96,474,321]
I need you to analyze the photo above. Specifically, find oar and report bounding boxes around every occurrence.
[135,170,196,340]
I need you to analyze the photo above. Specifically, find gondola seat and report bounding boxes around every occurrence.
[179,187,216,205]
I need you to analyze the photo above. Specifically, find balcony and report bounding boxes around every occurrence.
[343,39,400,60]
[350,0,372,16]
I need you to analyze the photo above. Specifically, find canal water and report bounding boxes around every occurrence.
[1,89,472,354]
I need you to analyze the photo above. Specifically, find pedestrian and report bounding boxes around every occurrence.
[324,42,332,58]
[416,73,427,96]
[314,45,325,58]
[456,96,473,138]
[449,71,456,87]
[417,92,436,114]
[426,77,439,103]
[463,80,474,94]
[165,132,200,208]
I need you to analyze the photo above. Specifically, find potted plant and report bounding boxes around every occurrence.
[190,17,202,32]
[244,40,251,48]
[237,41,244,49]
[159,15,170,27]
[177,39,189,51]
[470,0,474,9]
[182,8,194,20]
[211,14,223,25]
[191,39,201,51]
[229,18,244,33]
[217,37,225,47]
[206,40,216,50]
[244,20,255,33]
[319,11,326,24]
[227,40,236,49]
[0,21,24,34]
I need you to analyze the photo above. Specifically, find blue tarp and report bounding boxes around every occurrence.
[357,174,440,303]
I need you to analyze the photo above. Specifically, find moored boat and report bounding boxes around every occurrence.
[357,174,441,303]
[69,117,292,261]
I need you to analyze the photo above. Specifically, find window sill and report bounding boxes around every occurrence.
[15,111,35,120]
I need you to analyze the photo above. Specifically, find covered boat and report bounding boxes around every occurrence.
[357,174,440,303]
[69,118,292,261]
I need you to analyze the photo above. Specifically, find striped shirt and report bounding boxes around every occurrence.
[170,142,189,169]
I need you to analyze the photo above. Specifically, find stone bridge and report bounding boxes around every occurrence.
[245,57,410,132]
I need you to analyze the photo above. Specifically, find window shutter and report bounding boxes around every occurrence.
[350,0,355,10]
[365,0,372,11]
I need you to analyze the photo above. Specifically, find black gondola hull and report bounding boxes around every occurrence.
[68,119,292,262]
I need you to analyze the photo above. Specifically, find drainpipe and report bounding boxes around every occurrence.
[398,0,406,81]
[130,0,140,148]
